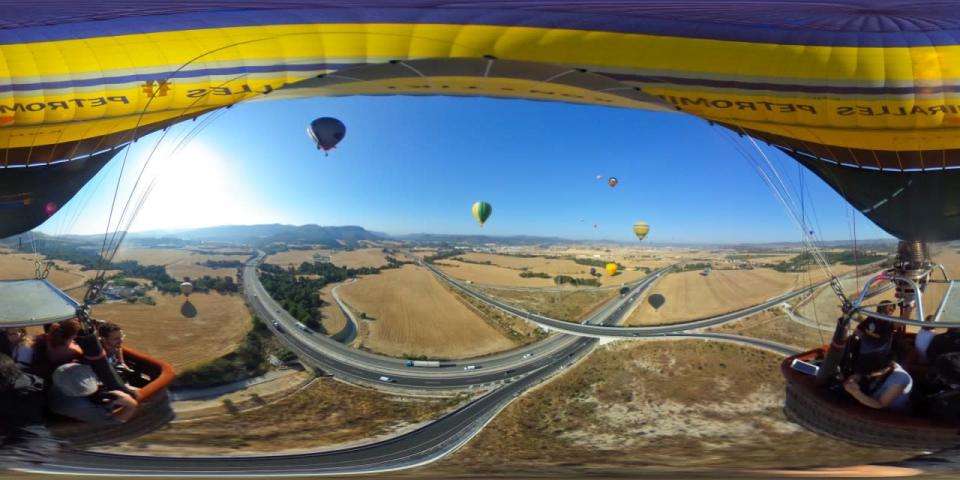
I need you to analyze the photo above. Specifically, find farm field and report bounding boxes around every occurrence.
[337,265,518,358]
[438,252,650,288]
[91,291,252,372]
[112,247,246,281]
[266,247,390,269]
[627,268,833,325]
[0,252,111,298]
[438,341,911,474]
[478,286,618,322]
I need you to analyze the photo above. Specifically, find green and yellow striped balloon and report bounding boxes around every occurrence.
[472,202,493,227]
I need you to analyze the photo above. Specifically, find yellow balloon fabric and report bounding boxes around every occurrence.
[4,4,960,168]
[632,221,649,241]
[605,263,618,276]
[6,4,960,240]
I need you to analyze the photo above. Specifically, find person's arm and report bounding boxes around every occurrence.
[843,377,906,409]
[107,390,139,423]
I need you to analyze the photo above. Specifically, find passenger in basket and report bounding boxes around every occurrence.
[3,327,33,370]
[0,353,59,465]
[47,363,138,425]
[843,351,913,413]
[32,319,84,379]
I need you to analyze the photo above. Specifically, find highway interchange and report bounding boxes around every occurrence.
[20,251,814,476]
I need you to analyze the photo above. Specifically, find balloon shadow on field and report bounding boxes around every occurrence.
[180,300,198,318]
[648,293,666,311]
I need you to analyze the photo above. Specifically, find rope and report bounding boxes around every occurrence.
[714,127,848,308]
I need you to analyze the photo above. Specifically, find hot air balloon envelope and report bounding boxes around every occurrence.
[632,221,650,241]
[608,177,618,188]
[308,117,346,152]
[179,281,194,296]
[472,201,492,227]
[606,263,618,276]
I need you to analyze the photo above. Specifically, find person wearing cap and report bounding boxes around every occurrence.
[843,351,913,413]
[47,363,138,425]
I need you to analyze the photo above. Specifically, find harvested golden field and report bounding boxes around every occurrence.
[107,378,465,456]
[91,291,252,372]
[441,341,911,472]
[439,261,555,287]
[329,248,390,269]
[111,247,245,281]
[440,254,650,288]
[0,252,114,298]
[627,269,812,325]
[267,247,390,269]
[318,284,349,336]
[265,248,329,266]
[111,248,192,266]
[166,263,237,281]
[338,265,517,358]
[478,286,618,322]
[446,285,548,347]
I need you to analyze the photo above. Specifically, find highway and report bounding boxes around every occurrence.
[19,255,808,477]
[423,260,826,338]
[240,251,676,391]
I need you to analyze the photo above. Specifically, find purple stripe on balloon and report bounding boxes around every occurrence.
[1,3,960,48]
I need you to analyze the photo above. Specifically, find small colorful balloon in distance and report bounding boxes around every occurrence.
[596,175,603,181]
[606,262,619,276]
[471,201,493,227]
[44,201,58,216]
[608,177,618,188]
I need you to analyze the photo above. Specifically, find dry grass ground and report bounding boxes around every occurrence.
[318,284,349,336]
[91,291,252,372]
[626,268,846,326]
[439,254,649,288]
[104,378,465,456]
[445,285,547,348]
[477,286,618,322]
[111,247,244,281]
[337,265,517,358]
[440,340,912,472]
[267,247,389,269]
[111,248,192,266]
[708,310,830,350]
[0,252,106,296]
[265,248,329,266]
[166,263,237,281]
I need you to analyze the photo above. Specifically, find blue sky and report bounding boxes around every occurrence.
[39,94,891,244]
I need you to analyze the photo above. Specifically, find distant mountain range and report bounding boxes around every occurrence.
[131,224,385,247]
[10,224,905,250]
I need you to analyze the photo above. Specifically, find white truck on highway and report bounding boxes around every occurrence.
[405,360,441,368]
[295,321,310,332]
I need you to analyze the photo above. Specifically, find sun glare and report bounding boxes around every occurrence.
[133,141,274,232]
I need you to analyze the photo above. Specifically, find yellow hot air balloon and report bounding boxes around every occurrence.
[632,221,650,241]
[605,263,618,276]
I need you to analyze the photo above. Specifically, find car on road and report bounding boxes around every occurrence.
[522,353,533,359]
[379,376,392,382]
[272,321,284,333]
[463,365,477,370]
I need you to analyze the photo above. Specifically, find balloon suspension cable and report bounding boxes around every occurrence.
[716,126,849,308]
[83,92,233,305]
